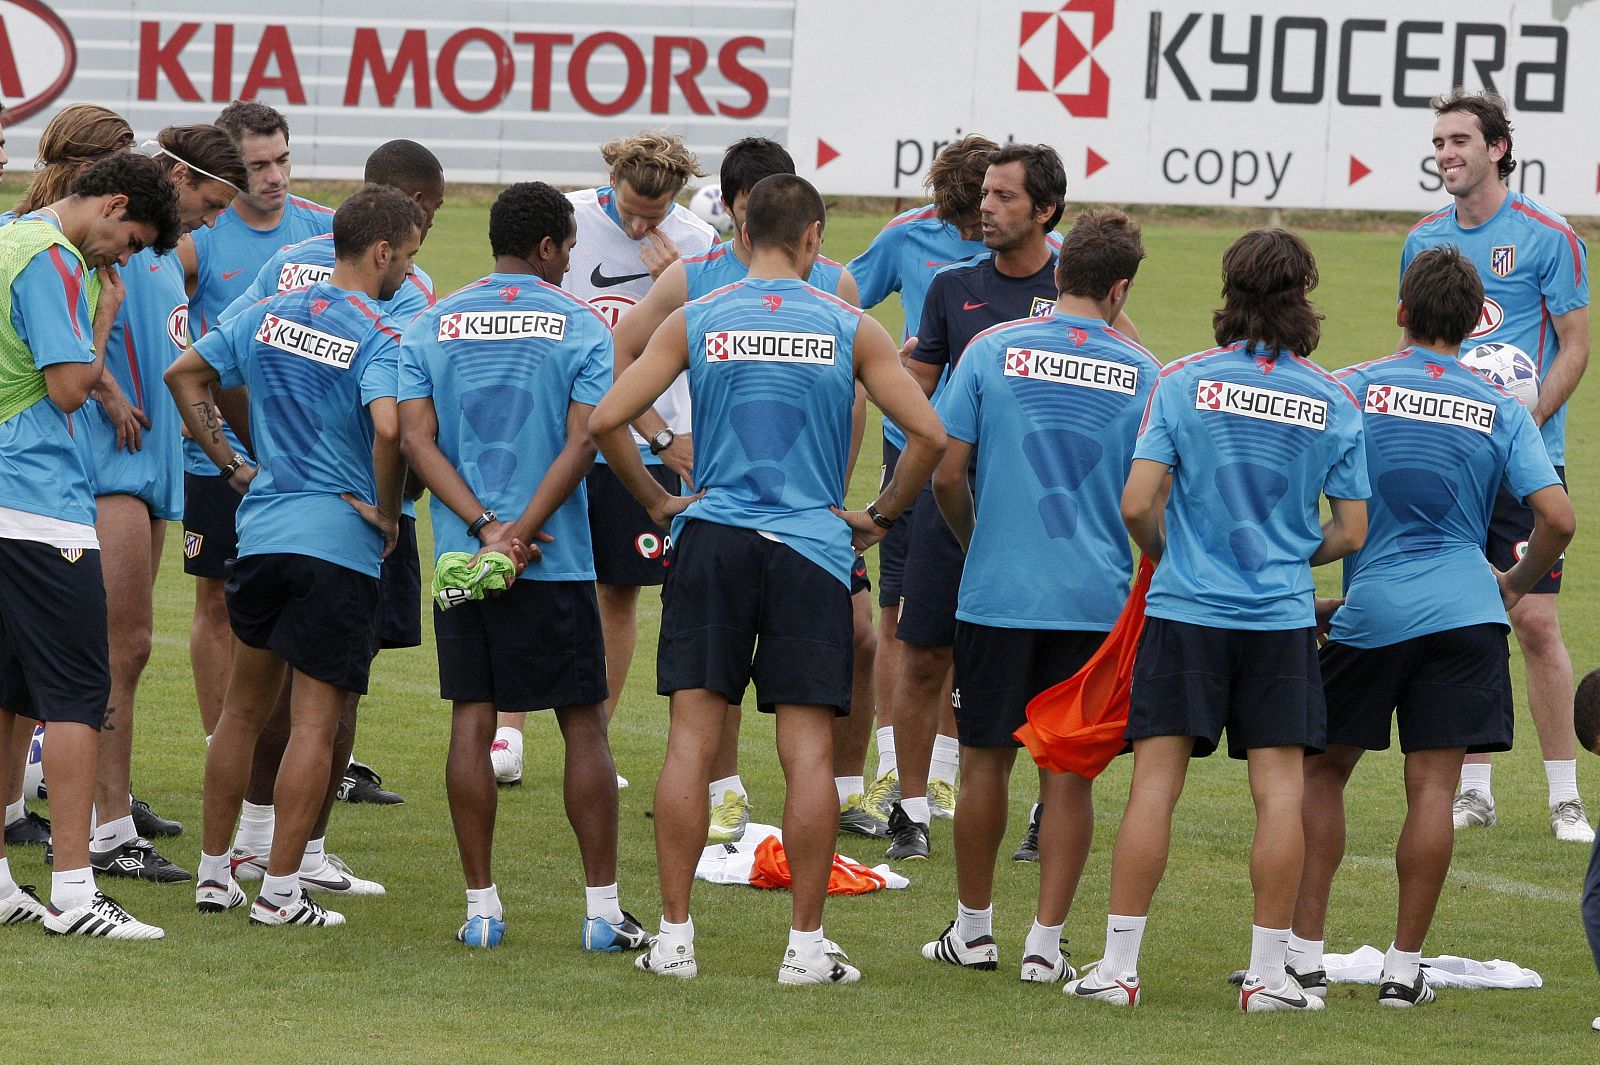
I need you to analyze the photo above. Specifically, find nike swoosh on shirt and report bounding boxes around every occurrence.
[148,262,162,271]
[962,300,988,311]
[591,265,650,288]
[221,270,244,280]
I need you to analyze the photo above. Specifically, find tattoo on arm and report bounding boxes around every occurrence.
[193,402,223,446]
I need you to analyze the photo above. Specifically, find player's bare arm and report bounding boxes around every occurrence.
[1530,306,1591,427]
[342,395,403,559]
[90,363,149,452]
[1111,309,1141,343]
[836,267,861,308]
[591,306,700,527]
[1121,458,1170,562]
[834,312,946,552]
[165,347,252,493]
[1496,482,1576,611]
[42,265,121,414]
[397,395,523,565]
[502,400,602,562]
[612,257,693,475]
[904,355,941,398]
[1309,496,1368,566]
[931,437,976,551]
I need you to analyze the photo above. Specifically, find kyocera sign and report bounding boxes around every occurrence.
[0,1,76,123]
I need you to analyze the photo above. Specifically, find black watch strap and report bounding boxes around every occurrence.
[867,503,895,529]
[467,510,498,537]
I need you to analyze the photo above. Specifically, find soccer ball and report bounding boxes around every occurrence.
[22,722,45,801]
[689,185,734,238]
[1461,342,1539,408]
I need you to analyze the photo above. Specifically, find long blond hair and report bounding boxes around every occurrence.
[15,104,134,214]
[601,131,706,198]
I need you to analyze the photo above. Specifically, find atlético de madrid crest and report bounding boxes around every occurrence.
[58,547,83,564]
[1491,245,1516,278]
[184,531,204,560]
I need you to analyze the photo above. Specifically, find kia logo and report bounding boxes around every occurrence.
[1467,297,1504,341]
[0,1,77,124]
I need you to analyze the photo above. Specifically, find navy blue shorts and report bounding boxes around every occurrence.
[1487,465,1565,594]
[587,462,678,587]
[1320,624,1513,754]
[0,538,109,727]
[226,553,381,694]
[182,471,241,579]
[952,622,1103,748]
[657,520,853,715]
[434,578,607,712]
[876,436,913,610]
[894,485,963,647]
[1128,617,1326,759]
[851,552,870,597]
[377,514,422,649]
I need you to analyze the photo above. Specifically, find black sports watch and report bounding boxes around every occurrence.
[649,427,676,454]
[467,510,498,538]
[867,503,896,530]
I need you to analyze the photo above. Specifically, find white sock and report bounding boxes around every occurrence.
[875,726,897,778]
[1101,914,1146,978]
[585,882,624,924]
[1460,763,1492,797]
[299,836,327,874]
[1249,924,1291,986]
[91,814,136,852]
[1025,918,1064,963]
[1384,942,1422,986]
[930,733,960,786]
[466,884,503,921]
[1287,933,1324,974]
[709,775,747,802]
[494,725,523,757]
[259,872,299,909]
[234,802,275,854]
[205,732,213,747]
[659,915,694,945]
[901,795,931,826]
[51,867,96,912]
[956,901,993,943]
[197,851,231,886]
[4,798,23,825]
[835,775,864,805]
[1545,759,1580,806]
[0,856,15,897]
[788,925,825,956]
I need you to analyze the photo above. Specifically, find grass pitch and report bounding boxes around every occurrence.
[3,192,1598,1063]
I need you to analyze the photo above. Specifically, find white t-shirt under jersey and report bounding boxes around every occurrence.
[566,187,717,456]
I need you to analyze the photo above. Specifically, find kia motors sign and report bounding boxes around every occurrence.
[1,0,1595,212]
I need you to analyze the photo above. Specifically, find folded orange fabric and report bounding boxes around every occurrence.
[748,835,890,895]
[1015,556,1154,779]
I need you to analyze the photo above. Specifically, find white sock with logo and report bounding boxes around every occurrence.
[91,815,136,853]
[835,775,864,805]
[1384,942,1422,987]
[1460,763,1492,798]
[466,884,502,921]
[51,867,96,912]
[298,836,327,875]
[929,734,960,788]
[1287,933,1324,974]
[956,901,993,943]
[788,925,825,958]
[585,882,624,924]
[875,726,897,778]
[258,872,299,910]
[1249,925,1291,986]
[659,914,694,946]
[1101,914,1146,978]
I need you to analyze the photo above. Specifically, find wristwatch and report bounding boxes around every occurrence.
[649,427,676,454]
[867,503,896,529]
[219,453,249,480]
[467,510,498,538]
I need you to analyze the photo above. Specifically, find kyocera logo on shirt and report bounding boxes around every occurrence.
[438,311,567,342]
[705,330,836,364]
[277,261,334,291]
[255,313,358,369]
[1365,384,1495,434]
[1196,379,1327,429]
[1003,347,1139,394]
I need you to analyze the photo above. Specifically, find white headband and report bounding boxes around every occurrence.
[135,139,242,193]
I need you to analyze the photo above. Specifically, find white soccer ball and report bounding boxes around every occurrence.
[1461,341,1540,408]
[22,722,45,801]
[689,184,734,238]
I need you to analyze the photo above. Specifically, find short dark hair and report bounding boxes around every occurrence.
[363,140,444,197]
[71,153,182,253]
[215,100,289,143]
[489,182,574,260]
[1575,669,1600,755]
[1212,229,1324,357]
[1057,209,1145,301]
[333,184,424,262]
[157,124,247,191]
[1400,247,1484,348]
[925,135,1000,226]
[720,138,795,207]
[1433,88,1515,181]
[987,143,1067,231]
[743,174,825,258]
